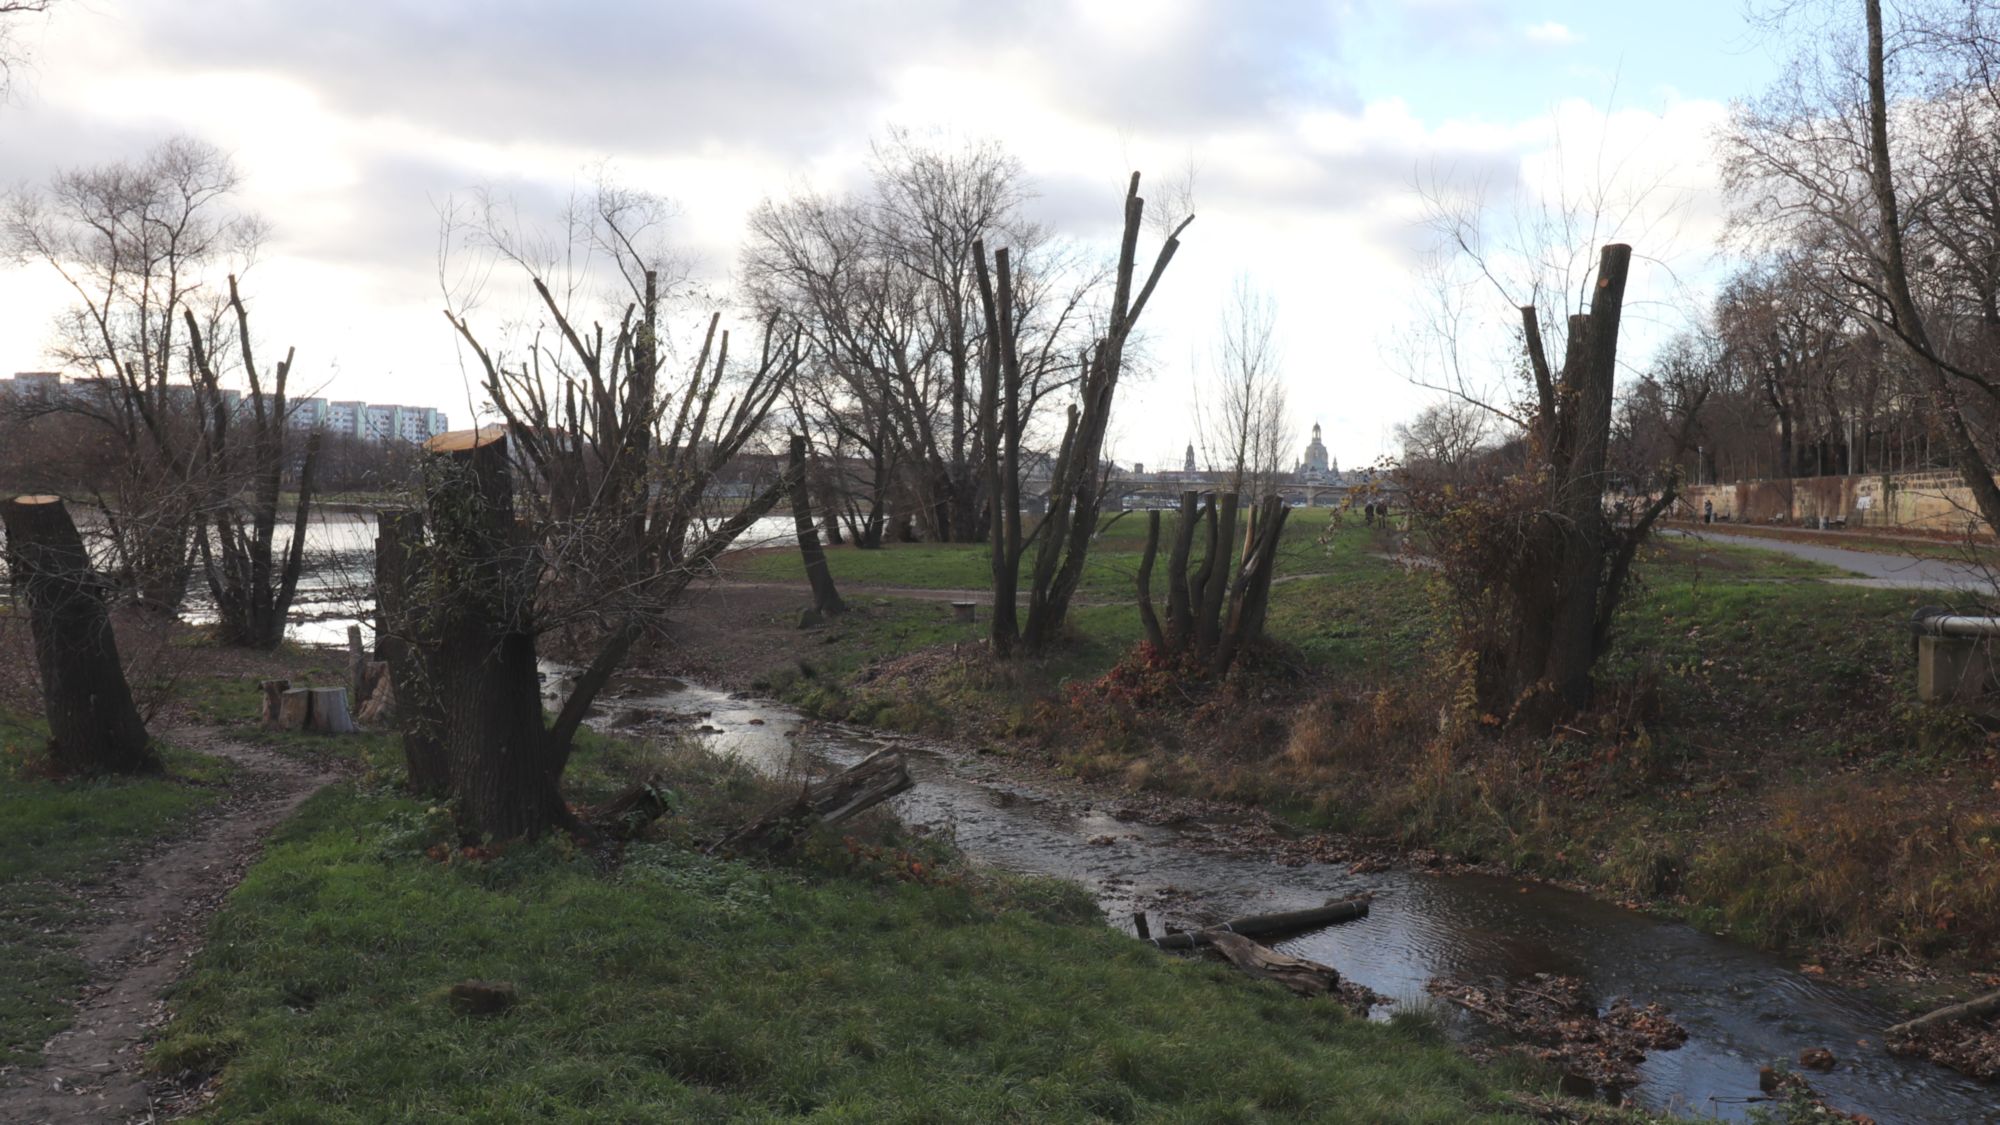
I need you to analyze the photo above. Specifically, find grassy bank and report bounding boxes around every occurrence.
[152,732,1564,1122]
[0,707,234,1068]
[723,521,2000,965]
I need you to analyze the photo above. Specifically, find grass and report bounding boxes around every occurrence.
[153,735,1552,1123]
[730,506,1355,596]
[0,707,235,1068]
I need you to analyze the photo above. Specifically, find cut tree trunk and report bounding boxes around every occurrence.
[711,749,913,854]
[421,426,569,841]
[273,687,357,734]
[375,508,448,797]
[1145,896,1372,951]
[2,495,156,775]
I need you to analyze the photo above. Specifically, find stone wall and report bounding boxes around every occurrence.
[1679,470,1992,535]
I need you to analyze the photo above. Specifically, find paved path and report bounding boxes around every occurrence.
[1666,527,1996,591]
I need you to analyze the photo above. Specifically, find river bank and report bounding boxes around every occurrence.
[659,516,2000,1092]
[1,618,1629,1122]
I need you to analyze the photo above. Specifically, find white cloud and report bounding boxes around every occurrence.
[0,0,1732,465]
[1524,20,1581,47]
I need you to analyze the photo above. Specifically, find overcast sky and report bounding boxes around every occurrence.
[0,0,1788,468]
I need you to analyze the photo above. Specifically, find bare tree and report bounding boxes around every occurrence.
[1196,275,1291,498]
[0,1,56,99]
[1724,0,2000,534]
[744,132,1098,547]
[977,172,1193,655]
[183,276,323,649]
[5,136,265,612]
[1393,398,1492,483]
[419,178,802,840]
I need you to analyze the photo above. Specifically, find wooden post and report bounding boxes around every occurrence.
[347,623,367,708]
[2,495,156,774]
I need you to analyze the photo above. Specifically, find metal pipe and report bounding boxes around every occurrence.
[1910,607,2000,638]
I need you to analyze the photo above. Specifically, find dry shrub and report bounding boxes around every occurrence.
[1686,777,2000,954]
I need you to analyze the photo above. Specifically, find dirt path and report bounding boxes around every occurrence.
[0,733,340,1124]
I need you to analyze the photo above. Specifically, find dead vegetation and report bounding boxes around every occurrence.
[1425,973,1687,1093]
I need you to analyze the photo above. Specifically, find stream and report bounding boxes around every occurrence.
[593,675,1998,1125]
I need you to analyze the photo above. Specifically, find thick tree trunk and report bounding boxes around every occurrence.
[422,428,567,840]
[1136,509,1164,649]
[1544,244,1631,712]
[1164,491,1199,646]
[789,435,846,618]
[376,508,449,797]
[3,495,156,775]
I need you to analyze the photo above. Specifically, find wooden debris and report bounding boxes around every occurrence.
[1885,988,2000,1038]
[1145,895,1371,951]
[587,782,677,841]
[711,749,912,854]
[1206,931,1339,998]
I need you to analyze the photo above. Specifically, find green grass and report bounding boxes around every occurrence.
[0,707,235,1067]
[155,757,1544,1123]
[734,507,1355,596]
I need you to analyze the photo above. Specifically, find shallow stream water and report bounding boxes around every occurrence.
[593,675,1998,1125]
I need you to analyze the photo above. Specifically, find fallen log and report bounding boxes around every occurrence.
[1887,989,2000,1038]
[710,749,912,854]
[1207,931,1339,998]
[1146,895,1372,951]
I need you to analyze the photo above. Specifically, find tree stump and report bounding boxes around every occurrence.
[1,495,157,774]
[259,679,292,729]
[274,687,357,734]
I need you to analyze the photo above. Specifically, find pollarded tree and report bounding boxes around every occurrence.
[974,171,1193,655]
[183,276,323,649]
[410,178,802,839]
[4,136,266,613]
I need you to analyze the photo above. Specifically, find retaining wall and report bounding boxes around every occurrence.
[1680,470,1992,535]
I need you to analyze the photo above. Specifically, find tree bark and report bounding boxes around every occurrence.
[1136,509,1164,649]
[1145,895,1372,950]
[422,428,568,841]
[3,495,156,775]
[790,434,846,617]
[375,507,448,797]
[1545,244,1631,711]
[711,749,912,854]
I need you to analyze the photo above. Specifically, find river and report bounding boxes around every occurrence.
[590,675,1998,1125]
[177,511,800,647]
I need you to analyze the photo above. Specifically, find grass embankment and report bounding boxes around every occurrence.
[0,707,235,1068]
[152,723,1552,1121]
[729,513,2000,965]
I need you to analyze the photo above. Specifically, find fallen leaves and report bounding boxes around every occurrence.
[1425,973,1687,1091]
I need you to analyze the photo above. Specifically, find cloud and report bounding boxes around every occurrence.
[1524,20,1582,47]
